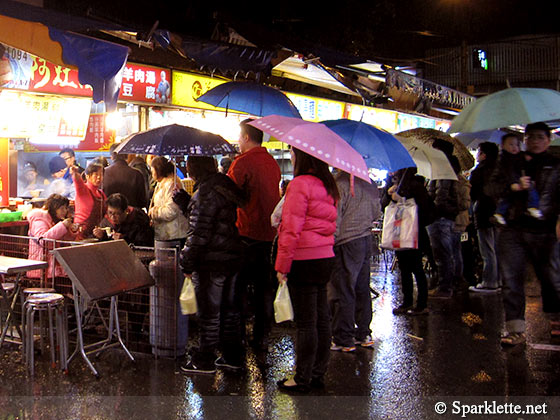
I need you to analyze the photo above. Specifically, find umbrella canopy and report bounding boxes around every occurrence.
[454,129,510,149]
[394,136,458,180]
[196,82,302,118]
[448,88,560,134]
[248,116,370,182]
[396,128,475,171]
[321,119,416,172]
[113,124,236,156]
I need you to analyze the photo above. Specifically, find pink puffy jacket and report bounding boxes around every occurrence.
[27,209,76,278]
[275,175,337,274]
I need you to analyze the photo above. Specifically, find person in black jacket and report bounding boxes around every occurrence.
[469,142,501,292]
[179,156,246,374]
[382,168,434,315]
[92,193,154,247]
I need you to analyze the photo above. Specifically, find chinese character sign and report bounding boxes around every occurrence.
[120,64,171,104]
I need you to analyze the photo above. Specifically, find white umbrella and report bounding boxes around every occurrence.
[395,136,458,180]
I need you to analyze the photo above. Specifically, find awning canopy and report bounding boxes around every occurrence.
[0,0,130,111]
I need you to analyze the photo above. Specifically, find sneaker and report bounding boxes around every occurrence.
[407,307,429,316]
[500,332,526,346]
[392,304,412,315]
[330,342,356,352]
[527,207,544,219]
[428,289,453,299]
[492,213,507,225]
[180,360,216,374]
[354,335,375,348]
[215,356,243,371]
[468,283,500,293]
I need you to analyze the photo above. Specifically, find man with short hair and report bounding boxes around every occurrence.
[227,118,281,352]
[103,143,148,209]
[489,122,560,345]
[59,148,84,183]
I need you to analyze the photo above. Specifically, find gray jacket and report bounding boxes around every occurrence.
[334,172,381,246]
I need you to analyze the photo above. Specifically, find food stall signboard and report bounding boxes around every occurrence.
[171,71,227,110]
[286,93,345,122]
[346,104,399,133]
[120,64,171,104]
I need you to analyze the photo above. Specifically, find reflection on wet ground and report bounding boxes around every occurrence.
[1,259,560,419]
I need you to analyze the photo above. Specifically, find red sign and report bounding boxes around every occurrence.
[120,64,171,104]
[29,57,93,97]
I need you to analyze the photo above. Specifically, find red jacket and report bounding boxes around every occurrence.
[73,172,107,238]
[228,147,281,241]
[275,175,337,274]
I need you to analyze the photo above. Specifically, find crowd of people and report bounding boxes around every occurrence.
[22,119,560,393]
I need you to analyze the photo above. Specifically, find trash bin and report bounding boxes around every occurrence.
[149,239,188,357]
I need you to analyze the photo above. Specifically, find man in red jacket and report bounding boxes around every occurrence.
[228,118,281,353]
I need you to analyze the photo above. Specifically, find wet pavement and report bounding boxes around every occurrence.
[1,259,560,419]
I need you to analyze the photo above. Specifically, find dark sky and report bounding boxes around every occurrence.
[47,0,558,62]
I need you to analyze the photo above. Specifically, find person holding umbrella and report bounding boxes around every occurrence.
[275,146,339,393]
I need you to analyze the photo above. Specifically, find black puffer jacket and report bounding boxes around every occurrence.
[180,173,245,274]
[469,159,497,230]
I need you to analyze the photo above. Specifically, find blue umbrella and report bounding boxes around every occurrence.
[196,82,302,118]
[113,124,237,156]
[321,119,416,172]
[454,129,510,149]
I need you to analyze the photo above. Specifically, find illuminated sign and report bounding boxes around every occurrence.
[473,49,488,70]
[286,93,344,122]
[172,71,227,110]
[346,104,399,133]
[120,64,171,104]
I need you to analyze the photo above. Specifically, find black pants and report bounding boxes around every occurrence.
[238,238,274,344]
[288,258,334,386]
[193,270,243,363]
[395,249,428,309]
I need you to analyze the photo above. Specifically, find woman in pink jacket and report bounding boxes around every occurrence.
[27,194,78,279]
[275,147,339,393]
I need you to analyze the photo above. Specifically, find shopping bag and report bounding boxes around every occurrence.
[179,275,197,315]
[274,282,294,323]
[380,198,419,250]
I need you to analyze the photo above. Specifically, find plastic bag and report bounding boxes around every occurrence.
[381,198,419,250]
[179,275,197,315]
[274,282,294,323]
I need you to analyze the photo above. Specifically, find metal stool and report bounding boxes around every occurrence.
[20,287,57,356]
[0,283,17,340]
[23,293,68,376]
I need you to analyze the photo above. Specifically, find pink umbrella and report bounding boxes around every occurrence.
[248,116,371,183]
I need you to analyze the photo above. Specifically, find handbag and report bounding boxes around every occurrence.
[273,282,294,323]
[179,275,197,315]
[381,198,419,250]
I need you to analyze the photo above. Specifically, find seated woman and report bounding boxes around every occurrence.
[72,162,107,239]
[93,193,154,247]
[27,194,78,280]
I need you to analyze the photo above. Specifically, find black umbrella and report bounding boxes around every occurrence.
[113,124,237,156]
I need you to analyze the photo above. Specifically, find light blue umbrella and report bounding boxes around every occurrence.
[321,119,416,172]
[454,129,510,149]
[196,82,302,118]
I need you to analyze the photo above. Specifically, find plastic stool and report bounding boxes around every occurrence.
[23,293,68,376]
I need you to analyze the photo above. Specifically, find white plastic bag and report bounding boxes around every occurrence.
[274,282,294,323]
[179,275,197,315]
[381,198,419,250]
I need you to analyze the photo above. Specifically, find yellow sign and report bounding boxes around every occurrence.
[346,104,399,133]
[171,71,229,110]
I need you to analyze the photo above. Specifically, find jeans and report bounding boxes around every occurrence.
[451,231,464,283]
[193,270,243,363]
[477,227,499,288]
[426,217,457,292]
[395,249,428,309]
[328,236,373,347]
[288,258,334,386]
[238,238,274,345]
[496,188,540,215]
[497,228,560,334]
